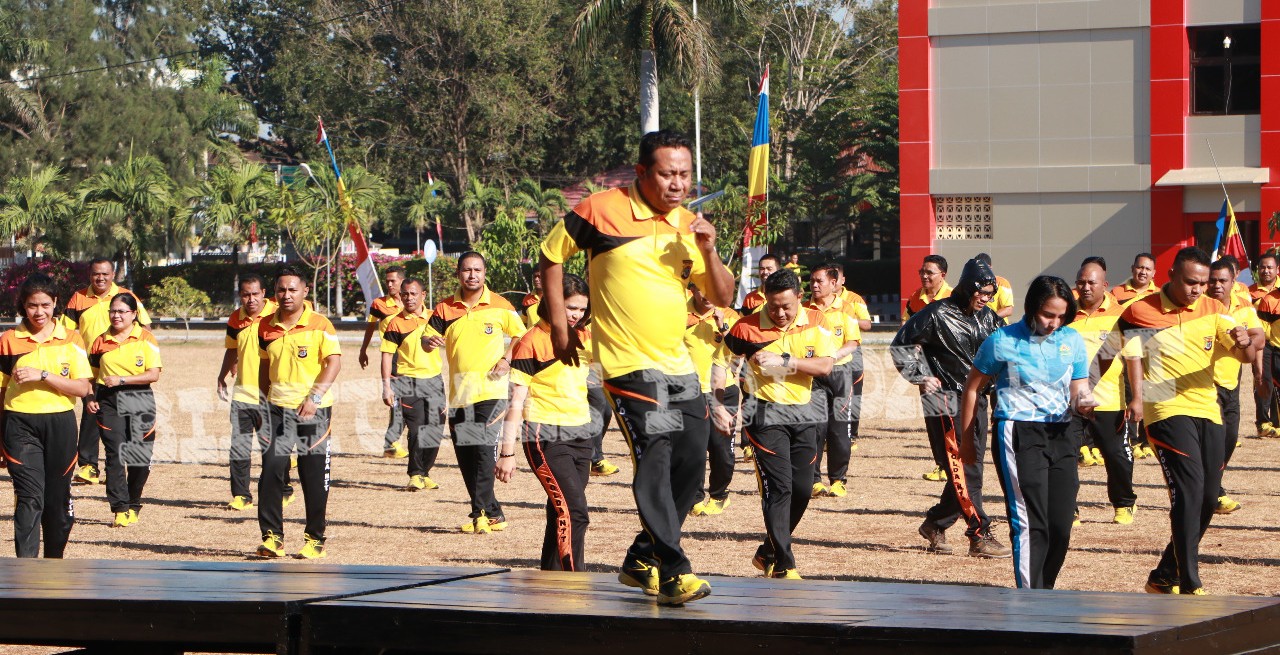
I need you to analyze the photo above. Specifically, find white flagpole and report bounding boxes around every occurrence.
[693,0,702,199]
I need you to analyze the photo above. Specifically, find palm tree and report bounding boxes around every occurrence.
[508,178,568,235]
[570,0,742,134]
[404,178,453,253]
[0,11,49,139]
[188,160,276,256]
[0,166,74,257]
[458,175,502,244]
[77,154,175,278]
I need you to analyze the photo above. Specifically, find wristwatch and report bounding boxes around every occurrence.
[40,370,48,381]
[781,353,792,368]
[309,392,324,405]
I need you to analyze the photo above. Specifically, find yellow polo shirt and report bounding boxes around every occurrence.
[1073,292,1125,412]
[226,300,277,404]
[723,307,835,405]
[1213,294,1262,390]
[541,184,713,379]
[987,275,1015,324]
[380,309,442,379]
[685,307,740,393]
[509,323,592,427]
[61,283,152,343]
[368,294,402,335]
[905,281,952,319]
[741,290,766,314]
[807,297,862,366]
[428,287,526,408]
[840,289,872,322]
[258,306,341,408]
[89,324,162,384]
[1110,279,1157,305]
[0,323,92,414]
[1119,291,1242,425]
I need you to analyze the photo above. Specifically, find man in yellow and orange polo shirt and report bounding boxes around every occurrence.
[725,269,835,579]
[381,277,445,491]
[904,254,951,319]
[429,252,526,534]
[63,257,151,485]
[740,254,780,314]
[685,285,740,517]
[539,130,735,606]
[216,273,290,511]
[1206,258,1264,516]
[255,266,341,560]
[359,265,409,459]
[807,263,862,499]
[1250,252,1280,436]
[1118,247,1259,595]
[1110,253,1158,304]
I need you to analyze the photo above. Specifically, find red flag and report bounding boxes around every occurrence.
[316,117,328,145]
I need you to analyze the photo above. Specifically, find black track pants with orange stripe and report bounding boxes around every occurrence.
[603,370,709,580]
[923,392,990,540]
[523,424,593,571]
[813,361,856,484]
[1146,416,1224,591]
[747,403,818,572]
[393,375,445,478]
[97,385,156,514]
[449,400,506,521]
[260,405,332,543]
[4,410,77,558]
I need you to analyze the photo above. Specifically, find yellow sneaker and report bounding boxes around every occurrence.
[812,482,828,498]
[407,475,426,491]
[657,574,711,606]
[462,512,492,534]
[1072,510,1081,527]
[74,465,99,485]
[384,443,409,458]
[282,492,297,508]
[421,476,439,490]
[126,509,139,525]
[290,455,298,469]
[487,517,508,532]
[113,511,130,528]
[703,497,729,515]
[618,557,659,595]
[1114,506,1135,525]
[228,495,254,511]
[1144,575,1179,595]
[1261,422,1279,438]
[850,440,859,452]
[828,481,847,498]
[751,553,774,577]
[689,499,709,516]
[1215,495,1241,514]
[1091,447,1103,464]
[1183,587,1208,595]
[741,445,755,462]
[923,465,946,481]
[590,459,620,477]
[1078,446,1098,467]
[256,532,285,558]
[296,534,326,559]
[770,568,802,580]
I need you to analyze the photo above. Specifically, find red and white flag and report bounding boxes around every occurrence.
[347,221,382,317]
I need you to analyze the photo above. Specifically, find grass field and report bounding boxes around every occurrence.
[1,333,1276,653]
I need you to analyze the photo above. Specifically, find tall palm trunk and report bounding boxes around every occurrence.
[639,50,660,135]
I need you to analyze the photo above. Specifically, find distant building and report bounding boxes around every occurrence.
[898,0,1278,306]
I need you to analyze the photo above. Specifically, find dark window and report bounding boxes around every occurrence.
[1190,25,1261,115]
[1193,218,1259,265]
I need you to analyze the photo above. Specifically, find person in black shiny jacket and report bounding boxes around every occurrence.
[891,257,1012,558]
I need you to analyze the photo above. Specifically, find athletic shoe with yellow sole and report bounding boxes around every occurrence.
[256,532,285,558]
[1183,587,1207,595]
[770,568,802,580]
[691,497,731,516]
[126,509,139,525]
[828,481,848,498]
[922,465,946,481]
[741,445,755,462]
[1134,444,1155,459]
[1078,446,1098,467]
[1261,422,1280,438]
[407,475,427,491]
[1072,510,1081,527]
[812,482,828,498]
[1144,575,1179,595]
[384,443,409,458]
[1091,447,1103,464]
[618,556,660,596]
[590,459,620,476]
[290,455,297,469]
[296,534,326,560]
[113,512,130,528]
[228,495,254,511]
[751,553,774,576]
[461,512,491,534]
[282,492,297,508]
[1114,506,1136,525]
[73,465,99,485]
[850,440,859,453]
[657,574,711,606]
[421,476,439,490]
[487,517,508,531]
[1215,495,1241,514]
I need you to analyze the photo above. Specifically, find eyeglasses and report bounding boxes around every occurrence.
[974,289,996,299]
[108,309,134,316]
[919,269,939,276]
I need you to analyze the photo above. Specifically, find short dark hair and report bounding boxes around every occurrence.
[238,274,265,292]
[763,269,802,295]
[923,254,948,274]
[1258,252,1280,268]
[1023,275,1077,326]
[1172,247,1211,272]
[1080,256,1106,271]
[457,251,486,270]
[275,265,307,286]
[1217,255,1240,273]
[638,130,693,167]
[87,257,113,270]
[1133,252,1155,266]
[536,273,591,325]
[110,292,140,324]
[18,273,58,308]
[811,263,841,281]
[759,254,781,268]
[974,253,992,267]
[385,265,406,277]
[401,277,425,292]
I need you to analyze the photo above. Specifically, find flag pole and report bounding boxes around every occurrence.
[1207,139,1232,207]
[693,0,702,200]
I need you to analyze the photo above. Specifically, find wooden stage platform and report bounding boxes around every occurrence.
[0,559,1275,654]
